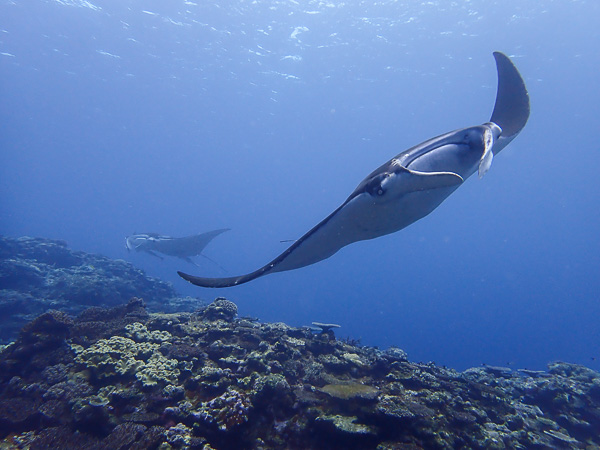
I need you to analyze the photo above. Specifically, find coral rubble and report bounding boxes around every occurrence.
[1,298,599,449]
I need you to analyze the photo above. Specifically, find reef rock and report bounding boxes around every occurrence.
[1,298,599,449]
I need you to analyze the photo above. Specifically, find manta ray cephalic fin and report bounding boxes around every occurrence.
[478,126,497,178]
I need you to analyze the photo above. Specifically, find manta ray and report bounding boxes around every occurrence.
[179,52,529,288]
[126,229,229,266]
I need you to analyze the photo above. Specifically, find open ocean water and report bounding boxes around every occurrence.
[1,0,599,371]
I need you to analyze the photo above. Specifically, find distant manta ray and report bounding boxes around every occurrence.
[178,52,530,288]
[126,229,229,266]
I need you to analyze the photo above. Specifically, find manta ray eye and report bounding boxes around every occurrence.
[365,174,388,197]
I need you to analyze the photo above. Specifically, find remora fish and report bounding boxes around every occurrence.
[179,52,529,288]
[126,229,229,266]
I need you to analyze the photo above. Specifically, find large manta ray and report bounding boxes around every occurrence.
[126,229,229,266]
[179,52,529,288]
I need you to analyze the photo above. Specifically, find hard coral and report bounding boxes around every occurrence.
[125,322,172,343]
[74,334,182,388]
[1,295,600,449]
[197,387,252,430]
[74,336,155,379]
[136,352,180,387]
[200,297,238,322]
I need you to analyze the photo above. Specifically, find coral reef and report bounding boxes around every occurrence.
[1,298,599,449]
[1,236,599,448]
[0,235,199,342]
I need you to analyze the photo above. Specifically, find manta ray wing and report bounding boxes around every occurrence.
[178,167,463,288]
[489,52,530,154]
[178,204,348,288]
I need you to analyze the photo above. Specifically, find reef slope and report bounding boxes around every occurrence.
[0,235,193,342]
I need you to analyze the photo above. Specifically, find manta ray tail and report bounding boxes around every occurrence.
[489,52,530,153]
[177,270,264,288]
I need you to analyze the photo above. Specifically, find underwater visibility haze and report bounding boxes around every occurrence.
[1,0,599,371]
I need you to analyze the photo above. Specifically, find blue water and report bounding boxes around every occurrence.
[1,0,599,371]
